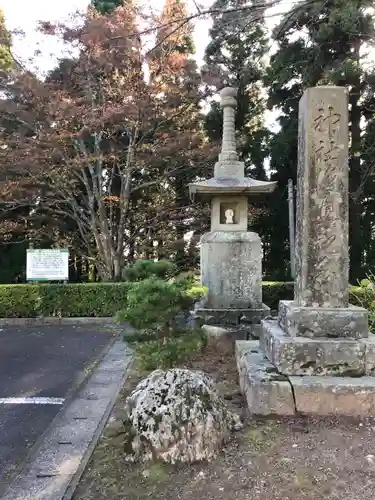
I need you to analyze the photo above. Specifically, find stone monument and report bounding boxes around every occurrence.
[236,86,375,417]
[189,87,277,334]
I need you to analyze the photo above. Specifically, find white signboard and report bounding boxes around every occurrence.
[26,249,69,281]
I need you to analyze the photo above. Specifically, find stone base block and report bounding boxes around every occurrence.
[236,340,375,417]
[202,324,251,341]
[290,376,375,417]
[235,340,295,416]
[278,300,368,339]
[261,320,375,376]
[194,303,270,326]
[249,324,261,339]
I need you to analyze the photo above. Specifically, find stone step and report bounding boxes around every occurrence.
[236,339,375,417]
[202,324,250,341]
[235,340,296,416]
[193,303,270,326]
[261,319,375,376]
[290,375,375,416]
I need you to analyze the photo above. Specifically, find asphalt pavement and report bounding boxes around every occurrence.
[0,324,114,492]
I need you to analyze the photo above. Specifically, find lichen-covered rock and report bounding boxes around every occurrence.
[122,368,242,463]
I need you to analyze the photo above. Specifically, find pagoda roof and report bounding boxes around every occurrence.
[189,177,277,201]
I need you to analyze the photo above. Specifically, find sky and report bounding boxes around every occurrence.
[1,0,294,74]
[1,0,214,74]
[1,0,296,135]
[2,0,87,73]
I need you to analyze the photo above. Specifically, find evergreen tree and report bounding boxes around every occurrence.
[0,9,13,75]
[149,0,210,269]
[264,0,375,280]
[358,76,375,274]
[91,0,124,15]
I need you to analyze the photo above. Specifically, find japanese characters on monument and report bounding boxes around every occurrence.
[294,87,349,308]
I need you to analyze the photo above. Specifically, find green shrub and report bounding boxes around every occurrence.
[133,330,206,370]
[119,272,207,370]
[0,285,41,318]
[349,286,374,309]
[0,283,129,318]
[262,282,294,310]
[117,276,206,337]
[122,259,178,282]
[350,275,375,330]
[124,326,195,343]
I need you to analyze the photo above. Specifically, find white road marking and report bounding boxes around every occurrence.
[0,397,64,405]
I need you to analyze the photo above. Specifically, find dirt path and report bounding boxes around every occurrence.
[73,337,375,500]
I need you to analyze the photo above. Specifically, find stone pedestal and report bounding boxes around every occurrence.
[195,231,270,336]
[194,306,270,327]
[236,86,375,417]
[201,231,262,309]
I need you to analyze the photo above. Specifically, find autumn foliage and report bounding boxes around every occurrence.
[0,3,215,280]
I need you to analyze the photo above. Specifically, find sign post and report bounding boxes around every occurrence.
[26,249,69,282]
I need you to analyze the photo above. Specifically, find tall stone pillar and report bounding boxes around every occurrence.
[295,87,349,308]
[277,86,368,338]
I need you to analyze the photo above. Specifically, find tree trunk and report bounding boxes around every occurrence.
[174,176,188,270]
[92,263,97,282]
[113,255,122,281]
[76,255,83,283]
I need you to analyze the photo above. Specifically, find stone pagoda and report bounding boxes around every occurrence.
[189,87,276,334]
[237,86,375,417]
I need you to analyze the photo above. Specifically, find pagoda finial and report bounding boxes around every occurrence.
[188,84,277,201]
[219,87,238,162]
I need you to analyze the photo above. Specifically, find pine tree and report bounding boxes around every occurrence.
[264,0,375,280]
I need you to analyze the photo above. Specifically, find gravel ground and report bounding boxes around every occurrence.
[73,337,375,500]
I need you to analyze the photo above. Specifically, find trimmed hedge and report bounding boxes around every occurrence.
[0,283,129,318]
[0,281,373,318]
[349,286,375,309]
[262,281,294,310]
[262,282,375,311]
